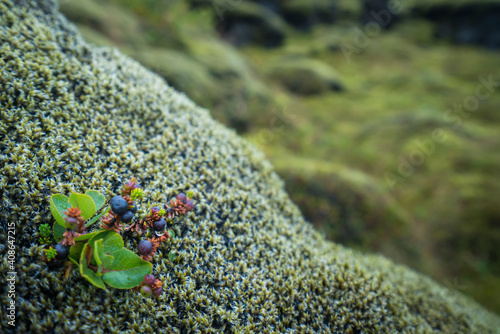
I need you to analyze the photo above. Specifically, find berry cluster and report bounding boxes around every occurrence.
[164,192,195,219]
[42,178,195,299]
[126,192,195,236]
[102,178,142,232]
[137,274,163,297]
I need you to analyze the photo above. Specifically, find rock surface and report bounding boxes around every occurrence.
[1,0,499,333]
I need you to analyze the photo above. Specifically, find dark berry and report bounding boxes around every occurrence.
[137,240,152,255]
[153,218,166,232]
[120,211,134,223]
[54,243,70,260]
[143,274,155,285]
[153,286,163,297]
[140,285,152,297]
[64,216,78,228]
[186,199,194,211]
[150,207,160,214]
[110,196,128,215]
[130,203,137,214]
[176,193,187,204]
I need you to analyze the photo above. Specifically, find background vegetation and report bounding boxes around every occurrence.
[60,0,500,313]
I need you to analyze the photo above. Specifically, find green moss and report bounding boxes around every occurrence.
[59,0,147,47]
[241,18,500,312]
[266,57,344,95]
[1,0,500,332]
[128,47,222,107]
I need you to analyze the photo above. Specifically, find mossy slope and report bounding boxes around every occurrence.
[0,0,499,332]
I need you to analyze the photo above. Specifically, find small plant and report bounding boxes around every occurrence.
[44,247,57,261]
[41,178,195,297]
[39,224,52,245]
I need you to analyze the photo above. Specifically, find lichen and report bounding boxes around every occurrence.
[1,0,499,333]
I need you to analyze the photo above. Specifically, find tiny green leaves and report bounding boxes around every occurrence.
[39,224,52,245]
[44,247,57,261]
[85,190,106,212]
[50,194,71,228]
[130,188,143,201]
[168,251,176,262]
[69,193,96,220]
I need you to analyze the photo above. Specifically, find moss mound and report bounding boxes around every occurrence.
[1,0,499,332]
[266,57,344,95]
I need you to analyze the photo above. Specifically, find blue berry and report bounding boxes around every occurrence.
[110,196,128,215]
[176,193,187,204]
[153,218,166,232]
[55,243,70,260]
[186,199,194,211]
[130,203,137,214]
[120,211,134,223]
[138,240,152,255]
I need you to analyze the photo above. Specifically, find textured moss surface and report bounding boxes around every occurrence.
[0,0,499,333]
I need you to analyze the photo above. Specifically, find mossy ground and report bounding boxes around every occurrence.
[20,0,500,317]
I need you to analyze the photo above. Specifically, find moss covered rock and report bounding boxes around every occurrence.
[215,0,288,47]
[266,57,344,95]
[1,0,500,333]
[280,0,338,30]
[128,47,223,109]
[411,0,500,49]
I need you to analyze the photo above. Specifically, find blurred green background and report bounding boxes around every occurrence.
[59,0,500,313]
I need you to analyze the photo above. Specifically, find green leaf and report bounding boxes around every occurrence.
[169,229,175,238]
[69,242,85,266]
[84,230,152,289]
[86,230,117,249]
[93,239,104,277]
[74,230,105,242]
[86,207,110,228]
[69,193,96,220]
[85,190,106,212]
[53,222,65,242]
[102,251,152,289]
[70,230,106,266]
[79,243,106,289]
[50,194,71,228]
